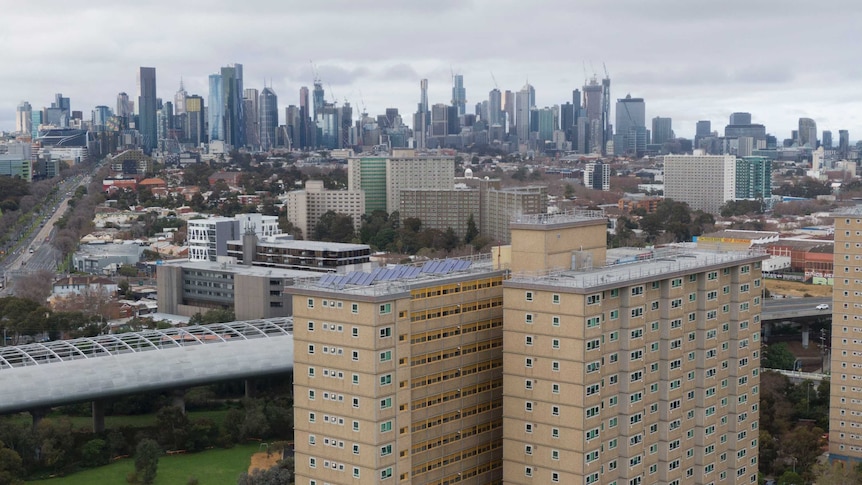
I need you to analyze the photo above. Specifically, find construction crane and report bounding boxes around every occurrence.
[309,60,320,84]
[490,71,499,90]
[603,62,610,80]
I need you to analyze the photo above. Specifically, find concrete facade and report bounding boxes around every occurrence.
[663,154,736,214]
[286,180,365,239]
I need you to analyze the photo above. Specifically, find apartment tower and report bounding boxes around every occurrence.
[830,210,862,461]
[503,212,763,485]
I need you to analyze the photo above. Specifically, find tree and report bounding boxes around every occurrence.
[564,183,576,200]
[134,438,161,485]
[35,418,74,473]
[11,270,53,304]
[762,342,797,370]
[80,439,109,468]
[813,460,862,485]
[189,308,235,325]
[777,471,804,485]
[464,214,479,244]
[156,406,190,451]
[236,463,293,485]
[313,211,355,242]
[0,440,23,485]
[118,265,139,277]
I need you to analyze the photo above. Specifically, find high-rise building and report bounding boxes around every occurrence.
[798,117,817,147]
[515,84,534,145]
[259,87,278,151]
[414,79,429,150]
[299,87,313,148]
[243,88,260,150]
[664,154,736,214]
[174,79,188,116]
[30,111,42,138]
[208,74,224,142]
[431,103,448,137]
[116,92,133,125]
[696,120,712,137]
[220,64,245,148]
[651,116,673,145]
[729,112,751,125]
[503,90,515,135]
[15,101,32,135]
[839,129,850,158]
[137,67,158,152]
[735,156,772,200]
[503,213,763,485]
[822,130,833,149]
[584,162,610,191]
[452,74,466,116]
[615,95,646,156]
[831,209,862,462]
[287,180,365,238]
[292,210,763,485]
[583,79,604,153]
[91,105,112,131]
[602,74,612,153]
[536,107,556,144]
[185,95,205,146]
[313,82,325,121]
[488,89,503,128]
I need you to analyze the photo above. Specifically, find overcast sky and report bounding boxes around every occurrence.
[3,0,861,140]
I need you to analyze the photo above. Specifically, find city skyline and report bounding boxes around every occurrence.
[3,0,861,141]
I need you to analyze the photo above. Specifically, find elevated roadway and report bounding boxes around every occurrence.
[0,318,294,416]
[761,297,832,321]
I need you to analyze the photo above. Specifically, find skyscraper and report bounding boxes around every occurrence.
[92,105,112,131]
[116,92,133,125]
[185,95,205,146]
[243,88,260,150]
[312,82,325,121]
[583,79,604,153]
[729,112,751,125]
[15,101,32,135]
[822,130,833,149]
[208,74,224,142]
[299,86,311,148]
[430,104,448,137]
[488,88,503,128]
[651,116,673,145]
[798,117,817,147]
[503,90,515,135]
[220,64,245,148]
[601,74,611,154]
[839,129,850,158]
[452,74,466,116]
[137,67,157,152]
[259,87,278,151]
[615,95,646,156]
[696,120,712,137]
[174,79,188,116]
[515,83,534,145]
[415,79,428,149]
[664,154,736,214]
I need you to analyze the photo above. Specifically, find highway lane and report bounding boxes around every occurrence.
[761,296,832,320]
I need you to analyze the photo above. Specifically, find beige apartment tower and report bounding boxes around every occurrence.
[293,211,763,485]
[292,256,508,485]
[503,214,763,485]
[830,211,862,461]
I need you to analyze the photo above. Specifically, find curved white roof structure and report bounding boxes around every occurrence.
[0,318,294,413]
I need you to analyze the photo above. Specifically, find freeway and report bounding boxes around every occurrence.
[1,174,92,292]
[761,297,832,321]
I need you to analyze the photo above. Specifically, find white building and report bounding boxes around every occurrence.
[663,153,736,214]
[187,213,281,261]
[286,180,364,240]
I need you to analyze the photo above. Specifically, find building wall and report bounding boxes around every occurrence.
[287,180,365,239]
[664,154,736,214]
[234,274,290,320]
[830,214,862,460]
[482,186,548,244]
[503,257,762,485]
[348,157,387,214]
[509,217,607,274]
[293,271,507,485]
[399,189,479,239]
[386,156,455,214]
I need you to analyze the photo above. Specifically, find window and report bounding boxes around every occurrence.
[552,361,560,372]
[353,397,360,408]
[631,286,644,296]
[379,327,392,338]
[525,379,534,390]
[351,303,358,314]
[631,307,643,317]
[379,351,392,362]
[552,383,560,394]
[525,401,533,412]
[525,357,533,368]
[380,467,392,480]
[307,298,314,309]
[352,350,359,361]
[525,291,533,301]
[525,313,533,324]
[610,289,620,297]
[309,457,316,468]
[610,310,619,320]
[525,466,533,477]
[309,412,316,423]
[380,374,392,386]
[587,293,601,305]
[308,367,315,377]
[586,317,601,328]
[553,316,561,327]
[307,321,314,331]
[525,444,533,455]
[552,471,560,482]
[308,344,315,354]
[308,390,315,400]
[525,335,534,346]
[351,327,359,337]
[379,397,392,409]
[380,444,392,456]
[379,303,391,314]
[552,294,560,304]
[672,278,682,288]
[553,339,560,349]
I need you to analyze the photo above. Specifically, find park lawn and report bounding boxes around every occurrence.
[27,443,261,484]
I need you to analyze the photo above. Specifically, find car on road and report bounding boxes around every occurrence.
[816,303,830,310]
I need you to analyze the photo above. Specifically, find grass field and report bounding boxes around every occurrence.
[27,443,261,485]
